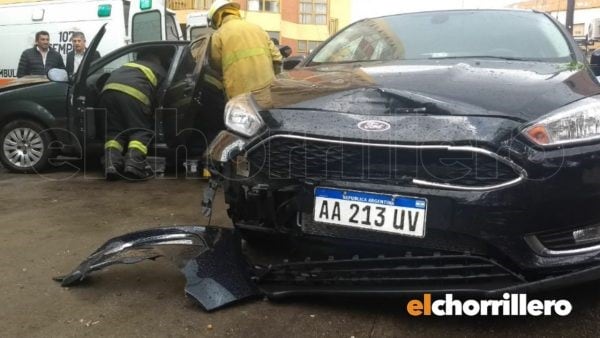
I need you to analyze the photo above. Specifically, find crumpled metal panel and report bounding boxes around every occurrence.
[54,226,259,311]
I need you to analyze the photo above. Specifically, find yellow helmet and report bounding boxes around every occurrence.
[207,0,241,29]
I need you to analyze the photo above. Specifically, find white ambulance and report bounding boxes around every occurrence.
[186,11,212,41]
[0,0,182,83]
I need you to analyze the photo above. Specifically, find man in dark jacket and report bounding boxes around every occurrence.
[66,32,100,76]
[17,31,65,77]
[100,50,166,181]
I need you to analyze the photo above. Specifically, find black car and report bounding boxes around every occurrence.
[57,10,600,311]
[204,9,600,292]
[0,26,224,174]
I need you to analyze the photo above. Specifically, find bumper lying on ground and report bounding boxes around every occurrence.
[56,226,600,311]
[54,226,259,311]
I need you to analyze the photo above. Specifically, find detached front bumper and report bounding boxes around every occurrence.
[56,226,600,311]
[55,226,259,311]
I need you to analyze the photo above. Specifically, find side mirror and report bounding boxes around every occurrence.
[283,55,305,70]
[47,68,69,83]
[278,45,292,59]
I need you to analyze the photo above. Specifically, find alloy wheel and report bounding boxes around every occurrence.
[2,127,44,168]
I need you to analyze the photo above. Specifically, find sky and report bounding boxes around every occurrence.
[351,0,521,22]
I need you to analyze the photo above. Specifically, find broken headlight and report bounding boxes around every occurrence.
[523,96,600,146]
[224,93,264,137]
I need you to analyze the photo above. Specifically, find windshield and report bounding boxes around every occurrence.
[311,10,573,64]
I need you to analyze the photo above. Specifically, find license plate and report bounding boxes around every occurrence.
[313,187,427,238]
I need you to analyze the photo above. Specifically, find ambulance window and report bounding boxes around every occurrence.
[166,14,179,40]
[132,10,161,42]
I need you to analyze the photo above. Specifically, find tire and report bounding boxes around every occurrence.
[0,119,54,173]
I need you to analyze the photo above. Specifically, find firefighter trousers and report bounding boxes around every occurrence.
[99,90,154,150]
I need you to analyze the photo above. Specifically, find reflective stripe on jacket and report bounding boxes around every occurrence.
[209,16,282,99]
[102,61,165,106]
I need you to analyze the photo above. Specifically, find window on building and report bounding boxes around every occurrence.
[266,31,280,44]
[248,0,280,12]
[299,0,327,25]
[297,40,322,55]
[573,23,585,37]
[196,0,215,10]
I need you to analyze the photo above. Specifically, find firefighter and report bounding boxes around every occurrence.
[207,0,283,107]
[100,50,166,180]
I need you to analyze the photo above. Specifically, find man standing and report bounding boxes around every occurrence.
[100,50,166,181]
[17,31,65,77]
[66,32,100,76]
[207,0,282,107]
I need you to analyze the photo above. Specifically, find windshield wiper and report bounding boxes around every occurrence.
[428,55,536,61]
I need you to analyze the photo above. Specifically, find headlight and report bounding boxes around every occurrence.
[224,94,264,137]
[523,96,600,146]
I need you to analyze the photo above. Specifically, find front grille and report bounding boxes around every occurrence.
[300,212,489,255]
[246,137,520,187]
[255,252,525,292]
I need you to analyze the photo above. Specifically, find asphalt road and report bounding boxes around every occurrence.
[1,166,600,337]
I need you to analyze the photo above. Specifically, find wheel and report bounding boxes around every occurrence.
[0,119,54,173]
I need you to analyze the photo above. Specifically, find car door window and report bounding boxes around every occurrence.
[190,26,213,41]
[166,13,179,40]
[89,52,136,81]
[164,39,205,109]
[162,37,224,150]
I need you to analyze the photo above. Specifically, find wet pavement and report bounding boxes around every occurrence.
[1,167,599,337]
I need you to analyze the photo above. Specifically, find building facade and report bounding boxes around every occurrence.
[168,0,352,55]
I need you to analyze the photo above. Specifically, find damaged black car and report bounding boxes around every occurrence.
[59,9,600,311]
[205,9,600,295]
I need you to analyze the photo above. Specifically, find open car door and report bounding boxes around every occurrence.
[68,24,106,145]
[160,34,225,156]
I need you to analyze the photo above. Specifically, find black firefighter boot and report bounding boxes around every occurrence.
[123,148,152,180]
[104,146,124,181]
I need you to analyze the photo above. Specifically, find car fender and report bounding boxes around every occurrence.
[0,99,57,127]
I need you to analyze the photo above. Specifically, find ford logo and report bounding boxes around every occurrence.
[357,120,391,132]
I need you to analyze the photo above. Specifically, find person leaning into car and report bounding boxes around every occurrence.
[207,0,282,107]
[66,31,100,76]
[100,50,166,181]
[17,30,65,77]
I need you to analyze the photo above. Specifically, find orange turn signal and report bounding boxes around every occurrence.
[526,125,550,145]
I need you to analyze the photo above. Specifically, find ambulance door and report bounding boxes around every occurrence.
[129,0,181,42]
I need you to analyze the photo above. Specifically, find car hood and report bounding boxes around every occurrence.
[270,60,600,122]
[0,76,49,92]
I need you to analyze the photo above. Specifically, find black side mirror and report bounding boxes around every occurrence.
[278,45,292,59]
[591,49,600,76]
[283,55,305,70]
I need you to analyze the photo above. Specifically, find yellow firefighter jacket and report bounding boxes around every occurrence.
[209,15,282,100]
